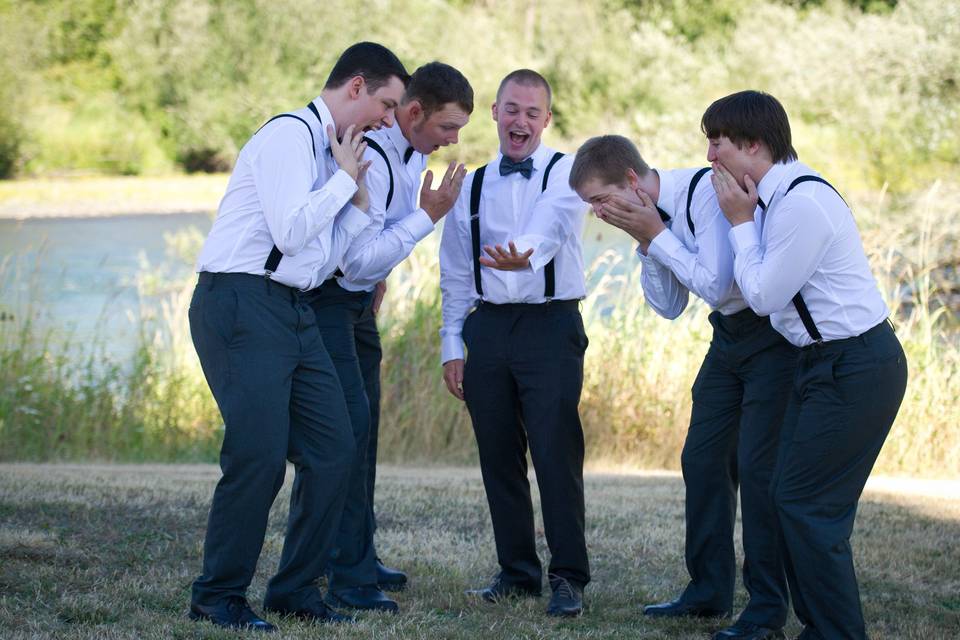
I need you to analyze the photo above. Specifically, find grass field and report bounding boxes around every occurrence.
[1,464,958,639]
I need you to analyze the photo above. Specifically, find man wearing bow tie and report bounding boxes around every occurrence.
[439,69,590,618]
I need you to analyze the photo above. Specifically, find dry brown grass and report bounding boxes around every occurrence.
[1,464,958,639]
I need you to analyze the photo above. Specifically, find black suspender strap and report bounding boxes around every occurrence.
[791,292,823,343]
[260,104,322,276]
[362,137,394,209]
[786,175,847,206]
[470,165,487,297]
[255,114,316,158]
[469,152,565,299]
[685,167,711,236]
[541,152,564,299]
[541,151,564,191]
[783,174,847,343]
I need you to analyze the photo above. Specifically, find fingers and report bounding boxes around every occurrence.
[356,160,372,183]
[442,362,464,401]
[744,174,758,199]
[420,169,435,195]
[635,189,655,209]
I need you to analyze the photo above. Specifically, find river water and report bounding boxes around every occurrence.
[0,213,636,360]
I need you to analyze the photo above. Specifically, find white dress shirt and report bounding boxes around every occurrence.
[439,144,587,363]
[338,121,435,292]
[640,167,746,319]
[728,160,889,347]
[196,97,370,290]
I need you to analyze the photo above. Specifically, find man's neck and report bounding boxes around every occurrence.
[638,170,661,202]
[395,105,413,143]
[319,88,346,136]
[750,160,775,186]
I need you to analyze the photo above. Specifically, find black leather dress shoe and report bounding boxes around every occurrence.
[189,596,276,632]
[324,585,399,613]
[264,599,354,624]
[546,578,583,617]
[376,558,408,592]
[466,574,542,603]
[643,598,731,618]
[711,619,786,639]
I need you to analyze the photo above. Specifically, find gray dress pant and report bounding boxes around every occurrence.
[680,309,798,627]
[189,272,355,611]
[305,279,378,590]
[773,320,907,640]
[462,300,591,590]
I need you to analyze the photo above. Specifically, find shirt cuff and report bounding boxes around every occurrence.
[728,221,760,255]
[325,168,359,202]
[441,333,465,364]
[647,228,684,265]
[339,205,371,240]
[399,208,436,242]
[514,234,553,273]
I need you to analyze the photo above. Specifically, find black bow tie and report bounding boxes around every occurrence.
[403,146,415,164]
[499,156,533,179]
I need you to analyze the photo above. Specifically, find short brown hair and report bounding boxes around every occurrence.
[403,62,474,118]
[701,90,798,163]
[324,41,409,93]
[569,135,651,191]
[496,69,552,108]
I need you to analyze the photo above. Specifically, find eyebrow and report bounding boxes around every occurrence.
[504,102,541,113]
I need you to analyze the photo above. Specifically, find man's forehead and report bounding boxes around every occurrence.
[498,81,549,108]
[429,103,471,125]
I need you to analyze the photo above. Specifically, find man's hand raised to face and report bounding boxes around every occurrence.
[711,162,757,226]
[420,162,467,223]
[596,189,666,245]
[328,124,367,181]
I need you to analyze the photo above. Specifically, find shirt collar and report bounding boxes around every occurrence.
[383,121,415,161]
[654,168,677,216]
[756,161,795,209]
[310,96,336,150]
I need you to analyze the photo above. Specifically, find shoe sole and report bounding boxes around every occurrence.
[378,581,407,593]
[324,595,399,614]
[188,610,276,632]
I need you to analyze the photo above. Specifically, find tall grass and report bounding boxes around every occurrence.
[1,184,958,476]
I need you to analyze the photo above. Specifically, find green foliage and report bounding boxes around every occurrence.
[0,0,956,189]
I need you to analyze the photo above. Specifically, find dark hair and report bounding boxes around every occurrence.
[569,135,650,191]
[496,69,552,108]
[700,90,798,163]
[324,42,409,92]
[403,62,474,117]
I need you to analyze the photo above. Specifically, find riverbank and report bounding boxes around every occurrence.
[0,175,226,219]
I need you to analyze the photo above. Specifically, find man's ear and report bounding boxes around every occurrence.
[407,99,423,123]
[491,101,499,122]
[543,109,552,129]
[347,76,365,99]
[625,168,640,189]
